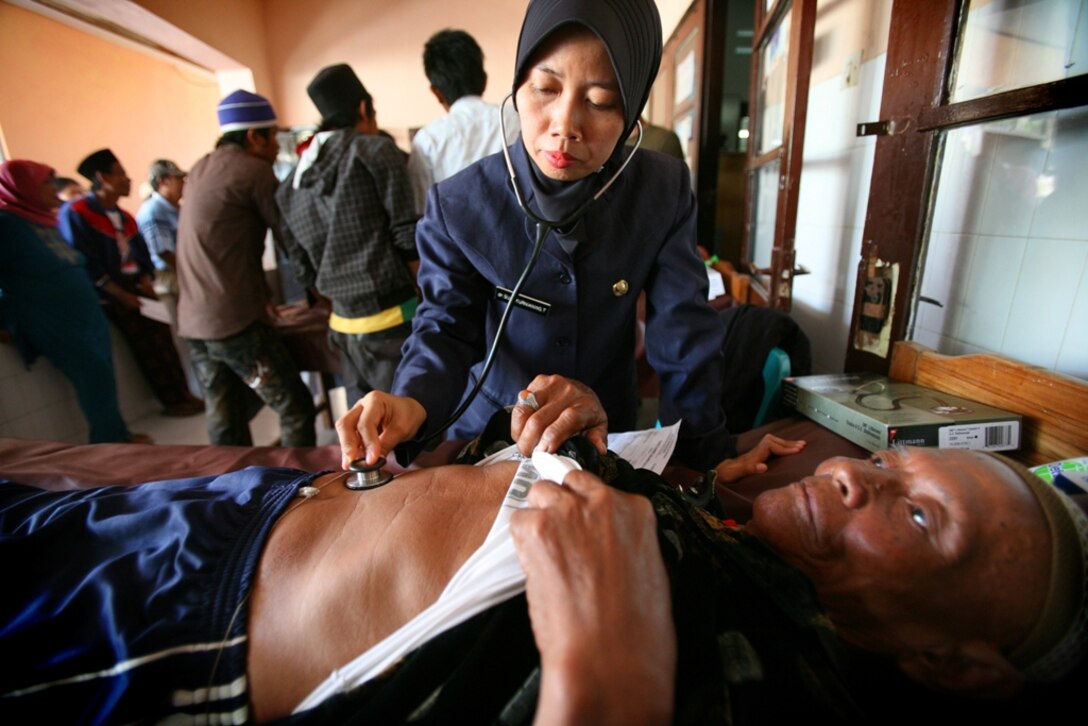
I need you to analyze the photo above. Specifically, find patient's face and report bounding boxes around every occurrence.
[749,448,1050,653]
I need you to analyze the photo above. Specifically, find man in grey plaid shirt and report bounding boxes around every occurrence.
[277,64,420,407]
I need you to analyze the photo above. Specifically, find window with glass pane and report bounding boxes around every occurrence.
[953,0,1086,102]
[749,159,780,273]
[756,8,790,154]
[913,105,1087,377]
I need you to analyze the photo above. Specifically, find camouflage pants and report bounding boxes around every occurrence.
[328,321,411,409]
[186,322,316,447]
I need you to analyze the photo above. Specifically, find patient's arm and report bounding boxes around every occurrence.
[714,433,806,483]
[511,470,675,725]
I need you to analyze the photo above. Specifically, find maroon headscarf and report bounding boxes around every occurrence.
[0,160,59,228]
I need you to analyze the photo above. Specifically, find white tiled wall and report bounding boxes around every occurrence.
[0,324,159,442]
[790,53,885,373]
[912,107,1088,379]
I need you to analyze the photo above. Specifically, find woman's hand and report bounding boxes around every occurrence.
[713,433,805,483]
[335,391,426,469]
[509,374,608,456]
[511,470,675,725]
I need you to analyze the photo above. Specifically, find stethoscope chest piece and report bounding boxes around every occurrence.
[346,457,395,490]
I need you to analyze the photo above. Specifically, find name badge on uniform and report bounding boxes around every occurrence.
[495,287,551,316]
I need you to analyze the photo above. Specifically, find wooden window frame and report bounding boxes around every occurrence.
[740,0,816,309]
[843,0,1088,372]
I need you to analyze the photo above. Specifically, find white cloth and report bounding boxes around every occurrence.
[408,96,520,214]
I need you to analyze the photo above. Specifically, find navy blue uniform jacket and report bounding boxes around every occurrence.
[393,140,733,469]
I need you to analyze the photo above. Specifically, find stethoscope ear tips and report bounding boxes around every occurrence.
[346,457,395,490]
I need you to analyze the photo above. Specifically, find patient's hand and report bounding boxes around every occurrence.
[335,391,426,469]
[511,471,674,725]
[714,433,806,483]
[509,374,608,457]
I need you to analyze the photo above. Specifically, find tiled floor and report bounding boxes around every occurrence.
[132,389,345,447]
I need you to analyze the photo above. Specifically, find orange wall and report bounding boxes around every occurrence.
[263,0,694,135]
[133,0,276,104]
[263,0,526,134]
[0,0,701,177]
[0,3,221,189]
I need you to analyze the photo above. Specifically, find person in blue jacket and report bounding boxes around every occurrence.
[339,0,739,473]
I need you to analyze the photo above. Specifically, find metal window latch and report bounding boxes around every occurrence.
[856,117,913,137]
[857,120,893,137]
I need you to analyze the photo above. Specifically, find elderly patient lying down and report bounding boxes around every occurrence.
[2,416,1085,722]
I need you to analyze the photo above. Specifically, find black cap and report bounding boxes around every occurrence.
[77,148,119,182]
[306,64,371,122]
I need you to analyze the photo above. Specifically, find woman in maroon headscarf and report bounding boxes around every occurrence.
[0,160,146,443]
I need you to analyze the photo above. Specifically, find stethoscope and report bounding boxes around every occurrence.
[349,95,645,484]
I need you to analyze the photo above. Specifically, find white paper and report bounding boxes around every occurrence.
[707,266,726,300]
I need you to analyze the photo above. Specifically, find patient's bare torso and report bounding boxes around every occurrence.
[247,462,519,721]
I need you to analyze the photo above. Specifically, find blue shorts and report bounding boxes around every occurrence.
[0,467,315,724]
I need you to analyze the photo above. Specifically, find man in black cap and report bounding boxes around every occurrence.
[277,64,420,408]
[58,149,202,417]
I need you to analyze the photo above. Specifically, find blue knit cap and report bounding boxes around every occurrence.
[217,90,277,132]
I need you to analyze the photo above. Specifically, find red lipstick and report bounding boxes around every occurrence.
[544,150,576,169]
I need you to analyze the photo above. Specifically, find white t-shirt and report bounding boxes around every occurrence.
[408,96,521,215]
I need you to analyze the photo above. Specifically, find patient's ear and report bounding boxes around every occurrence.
[897,642,1024,699]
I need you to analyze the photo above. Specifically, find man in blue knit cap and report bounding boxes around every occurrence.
[176,90,316,447]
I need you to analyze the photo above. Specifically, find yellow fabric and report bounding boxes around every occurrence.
[329,298,417,334]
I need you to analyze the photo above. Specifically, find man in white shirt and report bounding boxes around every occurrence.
[407,29,520,214]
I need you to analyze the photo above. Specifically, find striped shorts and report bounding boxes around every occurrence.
[0,466,312,724]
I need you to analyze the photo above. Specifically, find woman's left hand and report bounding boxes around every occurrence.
[713,434,806,483]
[509,374,608,456]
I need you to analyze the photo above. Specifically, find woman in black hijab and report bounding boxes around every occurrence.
[339,0,734,474]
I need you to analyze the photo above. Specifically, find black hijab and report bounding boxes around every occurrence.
[512,0,663,227]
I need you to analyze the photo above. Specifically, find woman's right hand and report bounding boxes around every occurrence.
[335,391,426,469]
[509,374,608,457]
